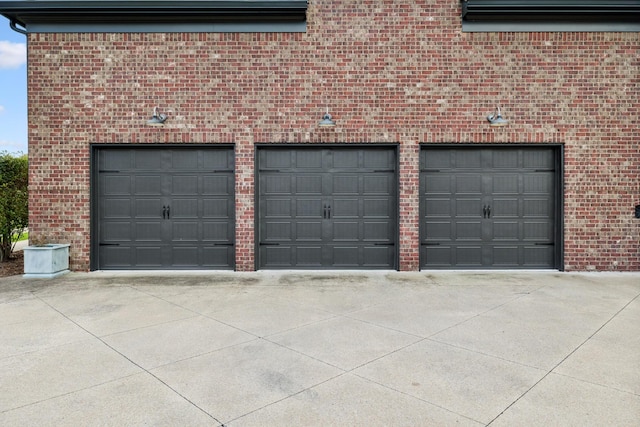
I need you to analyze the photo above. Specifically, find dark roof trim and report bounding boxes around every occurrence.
[462,0,640,32]
[0,0,308,33]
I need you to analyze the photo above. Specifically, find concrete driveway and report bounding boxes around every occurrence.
[1,270,639,426]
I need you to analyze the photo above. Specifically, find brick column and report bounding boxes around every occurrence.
[235,138,255,271]
[398,139,420,271]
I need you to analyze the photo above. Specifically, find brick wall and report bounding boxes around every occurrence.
[27,0,639,271]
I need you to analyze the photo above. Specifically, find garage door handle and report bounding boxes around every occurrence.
[483,205,491,218]
[323,204,331,219]
[260,242,280,246]
[163,206,171,219]
[213,242,234,246]
[374,242,394,246]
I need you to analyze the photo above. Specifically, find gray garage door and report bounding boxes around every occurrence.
[94,147,235,269]
[258,147,397,269]
[420,146,560,269]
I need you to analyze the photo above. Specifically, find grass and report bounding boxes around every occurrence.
[12,231,28,242]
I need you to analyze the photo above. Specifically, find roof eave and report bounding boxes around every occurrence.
[0,0,308,32]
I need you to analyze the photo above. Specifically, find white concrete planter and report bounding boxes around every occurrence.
[23,244,70,278]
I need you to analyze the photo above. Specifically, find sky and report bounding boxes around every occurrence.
[0,17,28,155]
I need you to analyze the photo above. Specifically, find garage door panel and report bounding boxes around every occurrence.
[100,150,133,170]
[172,176,198,195]
[524,173,553,193]
[264,175,292,194]
[421,150,450,169]
[296,247,323,267]
[265,222,292,241]
[364,149,395,169]
[296,198,323,219]
[524,149,554,169]
[456,199,481,217]
[332,221,359,241]
[296,175,323,194]
[259,147,397,269]
[422,245,452,267]
[364,198,392,217]
[493,221,519,240]
[102,222,132,241]
[134,150,163,170]
[203,175,232,195]
[262,246,289,267]
[295,150,323,168]
[425,221,451,240]
[260,149,293,169]
[171,199,198,218]
[424,198,450,216]
[523,246,555,267]
[492,246,519,266]
[457,246,483,266]
[203,149,234,170]
[493,198,519,217]
[203,247,234,268]
[295,199,322,217]
[135,176,163,195]
[266,198,291,217]
[331,246,359,266]
[362,246,394,267]
[102,176,131,195]
[103,199,131,218]
[134,222,162,241]
[296,221,323,241]
[172,247,199,266]
[421,146,558,269]
[524,221,554,241]
[333,199,359,217]
[136,247,163,267]
[203,222,232,241]
[523,198,551,217]
[456,175,483,193]
[171,151,199,170]
[203,198,231,218]
[364,175,392,194]
[491,150,519,169]
[424,175,451,194]
[456,221,482,240]
[172,222,198,241]
[333,175,359,194]
[493,175,519,193]
[364,221,393,241]
[457,150,482,168]
[135,199,162,218]
[99,246,132,268]
[96,147,235,270]
[331,150,359,169]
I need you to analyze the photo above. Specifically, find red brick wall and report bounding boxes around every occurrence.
[26,1,639,271]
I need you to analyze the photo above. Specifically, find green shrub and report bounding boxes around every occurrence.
[0,152,28,262]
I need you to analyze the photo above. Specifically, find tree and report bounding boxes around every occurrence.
[0,151,28,262]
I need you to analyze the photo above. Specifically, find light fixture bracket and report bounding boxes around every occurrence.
[147,107,167,126]
[487,106,509,127]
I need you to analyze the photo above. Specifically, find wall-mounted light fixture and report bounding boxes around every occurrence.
[318,108,336,127]
[147,107,167,126]
[487,106,509,127]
